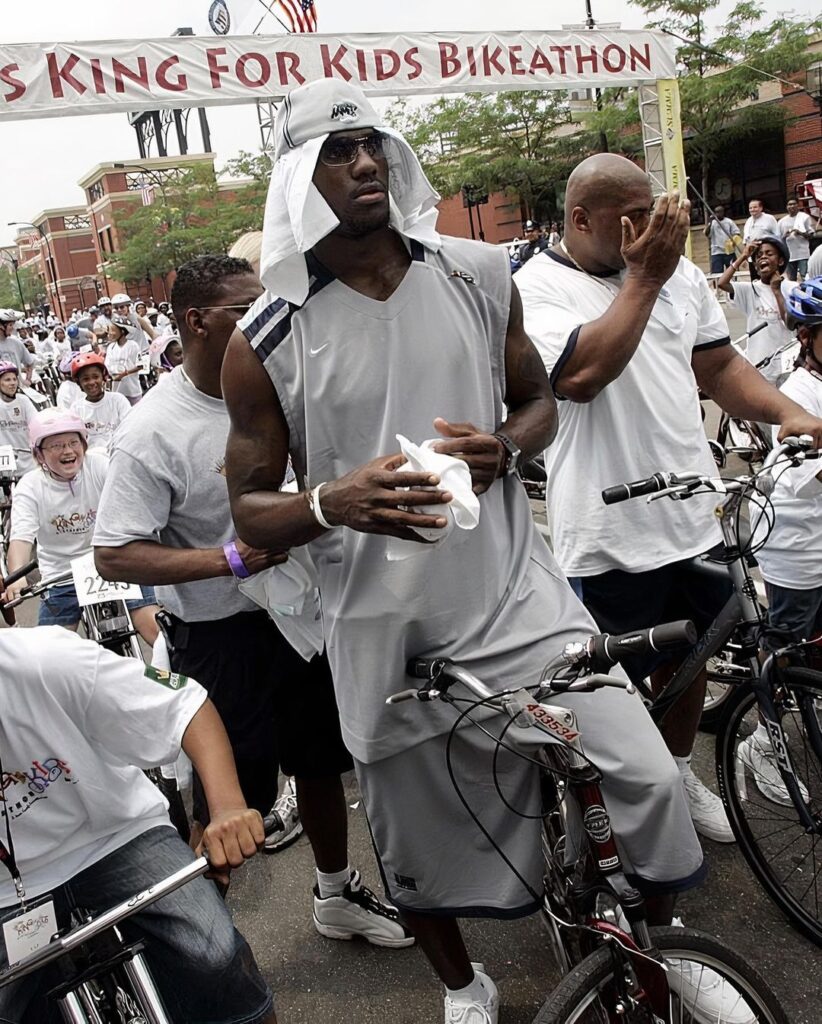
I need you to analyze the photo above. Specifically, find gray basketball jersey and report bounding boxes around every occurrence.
[239,235,596,763]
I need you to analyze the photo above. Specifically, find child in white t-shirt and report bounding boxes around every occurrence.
[104,316,143,404]
[69,351,132,451]
[756,278,822,645]
[6,408,158,640]
[0,627,275,1024]
[0,362,36,474]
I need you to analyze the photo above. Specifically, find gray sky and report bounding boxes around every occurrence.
[0,0,815,247]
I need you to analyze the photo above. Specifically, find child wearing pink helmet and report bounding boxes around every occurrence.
[4,408,159,638]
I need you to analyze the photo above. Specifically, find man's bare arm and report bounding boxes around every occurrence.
[223,329,326,551]
[554,193,691,402]
[693,344,822,446]
[223,328,451,547]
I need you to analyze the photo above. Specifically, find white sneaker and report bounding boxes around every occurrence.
[681,766,735,843]
[313,870,415,948]
[444,964,499,1024]
[263,777,303,853]
[667,923,755,1024]
[737,732,810,806]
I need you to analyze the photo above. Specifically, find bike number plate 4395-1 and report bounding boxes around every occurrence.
[71,552,143,607]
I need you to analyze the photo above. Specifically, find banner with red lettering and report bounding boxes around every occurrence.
[0,30,675,122]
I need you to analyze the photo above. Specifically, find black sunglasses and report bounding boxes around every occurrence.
[320,132,388,167]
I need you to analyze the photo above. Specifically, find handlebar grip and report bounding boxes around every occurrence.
[2,559,38,589]
[602,473,668,505]
[589,620,697,669]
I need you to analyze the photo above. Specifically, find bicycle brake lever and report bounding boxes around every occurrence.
[385,688,441,705]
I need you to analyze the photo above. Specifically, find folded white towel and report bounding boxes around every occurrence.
[238,548,324,662]
[386,434,481,561]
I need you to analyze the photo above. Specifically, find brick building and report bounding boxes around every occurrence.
[11,209,98,319]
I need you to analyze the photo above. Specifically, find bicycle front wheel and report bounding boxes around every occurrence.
[533,926,787,1023]
[717,669,822,946]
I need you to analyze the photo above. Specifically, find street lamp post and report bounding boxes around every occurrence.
[7,221,65,321]
[584,0,610,154]
[0,251,26,309]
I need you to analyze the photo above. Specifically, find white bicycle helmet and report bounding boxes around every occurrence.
[0,309,23,324]
[111,293,131,306]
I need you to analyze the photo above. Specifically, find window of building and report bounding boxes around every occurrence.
[88,182,104,203]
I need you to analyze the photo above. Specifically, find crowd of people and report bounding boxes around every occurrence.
[1,76,821,1024]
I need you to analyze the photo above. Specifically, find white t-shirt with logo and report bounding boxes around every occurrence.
[10,449,109,580]
[743,213,779,242]
[72,391,133,451]
[104,340,142,399]
[0,337,35,374]
[0,627,206,908]
[754,368,822,589]
[730,280,794,384]
[516,252,729,576]
[0,393,36,473]
[778,212,813,262]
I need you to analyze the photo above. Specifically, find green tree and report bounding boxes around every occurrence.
[632,0,822,213]
[0,258,43,311]
[387,91,581,222]
[107,155,271,285]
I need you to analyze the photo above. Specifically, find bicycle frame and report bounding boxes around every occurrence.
[644,487,765,727]
[422,668,674,1020]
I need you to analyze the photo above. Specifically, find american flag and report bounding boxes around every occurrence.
[275,0,318,33]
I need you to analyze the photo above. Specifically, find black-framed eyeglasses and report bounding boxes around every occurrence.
[319,131,387,167]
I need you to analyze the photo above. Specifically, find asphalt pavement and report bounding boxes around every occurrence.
[11,300,821,1022]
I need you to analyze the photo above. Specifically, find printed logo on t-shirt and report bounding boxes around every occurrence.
[0,757,76,821]
[213,456,227,478]
[143,666,188,690]
[50,509,97,535]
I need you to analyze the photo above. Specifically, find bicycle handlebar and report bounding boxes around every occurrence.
[602,473,676,505]
[587,620,697,670]
[0,812,285,988]
[1,559,39,590]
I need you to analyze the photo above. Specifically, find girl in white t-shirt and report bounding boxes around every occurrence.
[104,316,143,404]
[6,408,158,640]
[0,362,36,473]
[717,235,794,385]
[756,279,822,645]
[69,351,132,451]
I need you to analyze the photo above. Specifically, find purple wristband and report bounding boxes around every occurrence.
[223,541,251,580]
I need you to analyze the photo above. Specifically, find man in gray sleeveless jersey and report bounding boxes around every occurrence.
[222,79,704,1024]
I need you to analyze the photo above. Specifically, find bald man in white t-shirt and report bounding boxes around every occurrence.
[516,154,822,846]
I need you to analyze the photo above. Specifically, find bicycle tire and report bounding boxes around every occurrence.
[717,669,822,946]
[532,926,787,1023]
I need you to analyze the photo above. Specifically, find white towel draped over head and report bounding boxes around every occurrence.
[260,78,442,305]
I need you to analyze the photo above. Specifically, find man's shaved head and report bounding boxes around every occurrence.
[565,154,650,218]
[563,154,655,273]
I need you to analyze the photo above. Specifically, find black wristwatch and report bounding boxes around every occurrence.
[492,432,521,477]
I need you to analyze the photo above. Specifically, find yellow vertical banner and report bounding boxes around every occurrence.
[657,77,692,259]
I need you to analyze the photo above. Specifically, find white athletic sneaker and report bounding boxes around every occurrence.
[444,964,499,1024]
[263,777,303,853]
[313,870,415,948]
[737,732,810,806]
[667,922,755,1024]
[681,766,735,843]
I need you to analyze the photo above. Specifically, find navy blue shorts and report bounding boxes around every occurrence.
[39,582,157,627]
[764,581,822,649]
[572,556,734,684]
[710,253,732,275]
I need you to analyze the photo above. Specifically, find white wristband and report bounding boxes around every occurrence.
[310,482,336,530]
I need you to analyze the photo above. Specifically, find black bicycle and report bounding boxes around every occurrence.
[391,629,787,1023]
[603,435,822,946]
